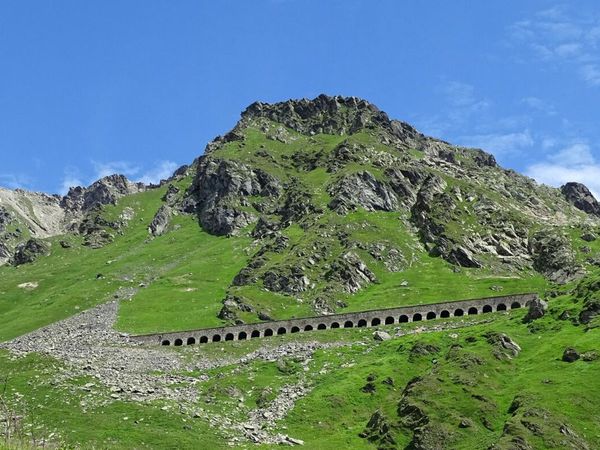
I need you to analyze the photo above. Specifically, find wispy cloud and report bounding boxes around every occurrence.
[520,96,557,115]
[0,174,31,190]
[58,160,179,194]
[509,5,600,86]
[58,166,84,195]
[92,161,140,180]
[417,80,492,137]
[526,142,600,198]
[458,130,534,156]
[138,160,179,185]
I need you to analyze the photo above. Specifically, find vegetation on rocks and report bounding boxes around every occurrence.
[0,95,599,448]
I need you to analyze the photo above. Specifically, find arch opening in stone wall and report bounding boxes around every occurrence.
[371,318,381,326]
[413,313,422,322]
[344,320,353,328]
[187,337,196,345]
[331,322,340,329]
[200,336,208,344]
[426,312,436,320]
[264,329,274,337]
[454,309,464,317]
[174,338,183,346]
[317,323,327,330]
[357,319,367,327]
[161,340,170,346]
[440,310,450,318]
[482,305,492,313]
[277,327,287,335]
[291,326,300,333]
[385,316,394,325]
[239,331,248,340]
[251,330,260,338]
[212,335,221,342]
[225,333,235,341]
[304,325,314,331]
[511,302,521,309]
[399,315,409,323]
[468,307,478,315]
[497,303,507,311]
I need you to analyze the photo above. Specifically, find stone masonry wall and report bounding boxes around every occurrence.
[130,293,537,346]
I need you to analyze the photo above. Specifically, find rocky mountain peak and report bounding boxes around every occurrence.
[240,94,426,145]
[561,182,600,217]
[61,174,146,212]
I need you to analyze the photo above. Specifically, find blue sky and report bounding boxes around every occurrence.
[0,1,599,195]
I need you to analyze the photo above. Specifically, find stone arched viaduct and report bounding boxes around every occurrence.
[131,293,537,347]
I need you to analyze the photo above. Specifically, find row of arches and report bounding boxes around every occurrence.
[159,301,522,346]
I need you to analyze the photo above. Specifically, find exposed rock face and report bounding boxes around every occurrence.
[373,330,392,341]
[359,410,397,449]
[217,295,254,322]
[0,242,13,265]
[61,174,145,213]
[485,332,521,360]
[494,394,590,450]
[0,187,65,238]
[189,158,281,235]
[0,206,11,233]
[263,267,311,294]
[562,347,580,362]
[13,238,50,266]
[561,182,600,216]
[530,230,583,284]
[523,297,548,323]
[328,171,398,214]
[162,184,180,205]
[242,94,426,148]
[326,252,377,293]
[149,205,172,236]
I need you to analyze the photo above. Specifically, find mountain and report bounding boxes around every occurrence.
[0,95,599,449]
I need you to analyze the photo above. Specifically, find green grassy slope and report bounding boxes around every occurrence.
[1,281,598,449]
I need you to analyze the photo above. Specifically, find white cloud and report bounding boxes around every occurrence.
[57,159,179,195]
[92,161,140,180]
[459,130,534,156]
[509,6,600,86]
[520,96,557,115]
[0,174,31,190]
[58,166,84,195]
[581,64,600,85]
[137,161,179,185]
[419,80,492,137]
[526,142,600,198]
[549,142,595,165]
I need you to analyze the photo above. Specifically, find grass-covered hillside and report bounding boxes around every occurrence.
[0,95,599,449]
[1,95,597,339]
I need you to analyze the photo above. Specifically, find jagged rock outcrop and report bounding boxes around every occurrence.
[149,205,172,237]
[530,230,584,284]
[189,158,281,235]
[263,266,311,294]
[523,297,548,323]
[162,184,180,205]
[326,252,377,293]
[561,182,600,217]
[13,238,50,266]
[493,395,590,450]
[61,174,145,213]
[0,241,12,265]
[359,410,397,449]
[328,171,398,214]
[485,332,521,360]
[0,187,65,238]
[242,94,427,149]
